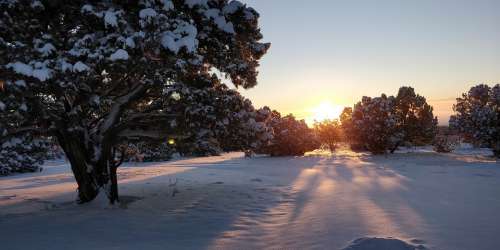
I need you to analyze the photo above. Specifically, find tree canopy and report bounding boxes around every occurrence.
[0,0,269,203]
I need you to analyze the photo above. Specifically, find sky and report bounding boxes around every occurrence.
[238,0,500,125]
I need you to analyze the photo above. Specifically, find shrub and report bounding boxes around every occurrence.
[342,87,438,154]
[314,119,342,151]
[257,112,320,156]
[450,84,500,157]
[433,135,459,153]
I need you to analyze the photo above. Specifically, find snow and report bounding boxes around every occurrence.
[125,37,135,48]
[32,68,51,81]
[104,9,119,28]
[343,237,427,250]
[6,62,33,76]
[36,43,55,57]
[59,60,73,72]
[109,49,129,61]
[185,0,208,8]
[204,9,235,34]
[14,80,26,87]
[6,61,52,81]
[214,16,235,33]
[30,0,43,9]
[19,103,27,112]
[80,4,93,13]
[161,0,174,11]
[1,149,499,249]
[223,1,243,15]
[161,22,199,54]
[72,61,90,72]
[139,8,157,20]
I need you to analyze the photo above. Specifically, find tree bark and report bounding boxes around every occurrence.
[108,163,119,204]
[57,135,99,203]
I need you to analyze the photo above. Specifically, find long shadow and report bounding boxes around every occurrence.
[0,153,321,250]
[349,152,500,249]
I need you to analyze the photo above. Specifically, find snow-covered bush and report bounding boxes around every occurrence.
[350,95,399,154]
[257,111,319,156]
[433,135,459,153]
[393,86,438,147]
[314,119,342,151]
[340,107,363,151]
[343,87,437,154]
[0,135,48,175]
[0,79,50,175]
[123,141,175,162]
[1,0,269,203]
[165,83,272,156]
[450,84,500,157]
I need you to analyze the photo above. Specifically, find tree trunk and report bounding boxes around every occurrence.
[493,141,500,159]
[108,162,119,204]
[389,141,401,154]
[57,136,99,203]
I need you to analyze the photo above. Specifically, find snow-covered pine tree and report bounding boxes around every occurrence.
[214,91,273,154]
[163,82,272,156]
[257,111,319,156]
[0,0,269,203]
[343,87,438,154]
[339,107,364,150]
[391,86,438,152]
[0,78,50,175]
[122,140,175,162]
[350,95,399,154]
[0,134,49,175]
[450,84,500,157]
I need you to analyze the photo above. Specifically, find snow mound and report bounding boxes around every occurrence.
[109,49,129,61]
[343,237,427,250]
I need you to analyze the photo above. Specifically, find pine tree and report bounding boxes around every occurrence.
[350,95,399,154]
[391,86,438,152]
[450,84,500,157]
[343,87,438,154]
[0,0,269,203]
[257,111,319,156]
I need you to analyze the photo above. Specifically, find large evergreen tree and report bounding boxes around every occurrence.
[390,86,437,152]
[350,94,399,154]
[450,84,500,157]
[164,82,272,156]
[257,111,319,156]
[343,87,437,154]
[0,0,269,203]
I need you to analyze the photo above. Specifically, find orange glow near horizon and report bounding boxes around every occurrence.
[306,101,344,125]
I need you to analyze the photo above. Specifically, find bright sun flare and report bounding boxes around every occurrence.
[308,101,344,124]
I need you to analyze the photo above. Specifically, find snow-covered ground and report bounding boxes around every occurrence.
[0,149,499,250]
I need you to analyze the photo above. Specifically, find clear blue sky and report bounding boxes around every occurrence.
[239,0,500,124]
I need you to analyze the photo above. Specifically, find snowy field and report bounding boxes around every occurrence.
[0,149,499,250]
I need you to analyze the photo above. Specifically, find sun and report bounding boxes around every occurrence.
[307,101,344,125]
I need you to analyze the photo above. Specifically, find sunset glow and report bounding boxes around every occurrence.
[306,101,344,125]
